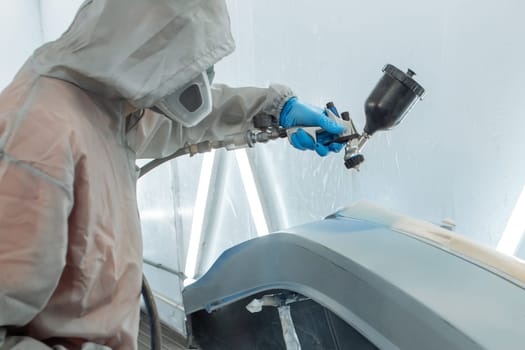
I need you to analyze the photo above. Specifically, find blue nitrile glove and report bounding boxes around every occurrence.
[280,97,346,156]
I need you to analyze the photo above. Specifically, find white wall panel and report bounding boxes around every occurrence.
[517,238,525,260]
[0,0,42,89]
[0,0,86,89]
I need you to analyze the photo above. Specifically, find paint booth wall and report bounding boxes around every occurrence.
[1,0,525,335]
[0,1,42,89]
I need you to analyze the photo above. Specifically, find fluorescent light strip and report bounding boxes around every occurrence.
[184,151,216,282]
[235,149,269,236]
[497,185,525,256]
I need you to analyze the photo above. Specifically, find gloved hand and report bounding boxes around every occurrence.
[280,97,346,156]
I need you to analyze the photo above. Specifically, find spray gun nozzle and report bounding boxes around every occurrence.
[344,154,365,170]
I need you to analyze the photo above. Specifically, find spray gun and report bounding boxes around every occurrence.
[286,64,425,169]
[342,64,425,169]
[200,64,426,161]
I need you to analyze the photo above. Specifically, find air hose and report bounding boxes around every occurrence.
[141,274,161,350]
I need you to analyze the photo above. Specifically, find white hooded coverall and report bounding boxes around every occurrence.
[0,0,293,349]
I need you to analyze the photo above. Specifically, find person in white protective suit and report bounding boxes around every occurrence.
[0,0,345,349]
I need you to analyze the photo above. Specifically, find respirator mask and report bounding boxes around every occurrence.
[152,67,215,127]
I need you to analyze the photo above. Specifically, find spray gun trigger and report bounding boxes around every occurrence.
[286,107,358,146]
[286,126,320,145]
[323,108,360,145]
[323,133,360,146]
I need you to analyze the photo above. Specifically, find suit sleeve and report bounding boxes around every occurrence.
[135,84,294,159]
